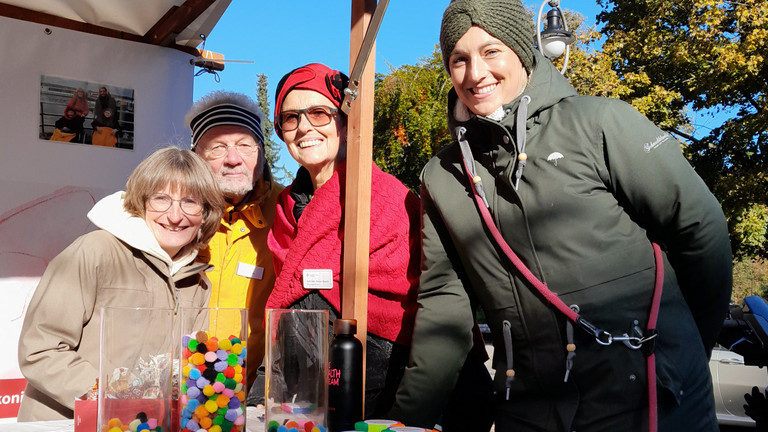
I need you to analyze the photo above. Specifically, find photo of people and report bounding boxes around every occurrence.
[39,76,134,150]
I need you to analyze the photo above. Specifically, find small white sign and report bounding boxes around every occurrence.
[236,262,264,280]
[302,269,333,289]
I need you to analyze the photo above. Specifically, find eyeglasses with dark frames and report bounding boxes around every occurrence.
[279,106,339,132]
[146,193,204,216]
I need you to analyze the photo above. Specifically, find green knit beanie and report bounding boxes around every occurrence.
[440,0,535,75]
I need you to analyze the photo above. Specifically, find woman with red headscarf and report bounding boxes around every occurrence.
[256,63,420,417]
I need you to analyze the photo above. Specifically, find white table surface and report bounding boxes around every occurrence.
[0,406,265,432]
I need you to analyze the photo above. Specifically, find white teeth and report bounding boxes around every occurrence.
[474,84,497,95]
[299,139,322,148]
[164,226,185,232]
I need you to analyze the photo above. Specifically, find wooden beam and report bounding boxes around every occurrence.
[143,0,216,47]
[0,2,198,56]
[0,3,143,41]
[343,0,376,415]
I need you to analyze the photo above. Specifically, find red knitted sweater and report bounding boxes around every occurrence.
[266,162,420,345]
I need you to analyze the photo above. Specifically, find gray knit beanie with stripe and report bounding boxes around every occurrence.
[440,0,535,75]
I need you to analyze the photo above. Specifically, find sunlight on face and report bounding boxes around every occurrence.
[280,89,346,189]
[448,26,528,117]
[143,184,203,258]
[195,125,264,203]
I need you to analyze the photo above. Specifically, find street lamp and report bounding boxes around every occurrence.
[536,0,576,74]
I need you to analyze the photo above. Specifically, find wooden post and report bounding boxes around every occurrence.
[343,0,376,413]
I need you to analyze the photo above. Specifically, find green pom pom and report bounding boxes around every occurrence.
[220,419,234,432]
[226,353,238,366]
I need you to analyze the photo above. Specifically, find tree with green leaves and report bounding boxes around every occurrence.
[372,50,453,192]
[256,74,293,185]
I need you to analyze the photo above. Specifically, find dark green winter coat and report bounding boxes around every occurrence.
[391,52,732,431]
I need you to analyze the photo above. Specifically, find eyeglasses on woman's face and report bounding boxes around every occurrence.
[279,106,338,132]
[146,193,203,216]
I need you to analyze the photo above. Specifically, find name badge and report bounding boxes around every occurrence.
[302,269,333,289]
[236,262,264,280]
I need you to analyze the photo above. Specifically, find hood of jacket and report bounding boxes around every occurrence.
[87,191,198,275]
[447,50,578,140]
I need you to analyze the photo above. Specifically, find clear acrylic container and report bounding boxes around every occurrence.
[178,307,248,432]
[98,307,174,432]
[264,309,329,431]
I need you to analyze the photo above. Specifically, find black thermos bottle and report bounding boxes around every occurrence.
[328,318,363,432]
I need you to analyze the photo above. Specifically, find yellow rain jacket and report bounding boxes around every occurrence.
[197,179,284,388]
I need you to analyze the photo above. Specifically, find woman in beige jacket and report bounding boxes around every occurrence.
[17,146,224,421]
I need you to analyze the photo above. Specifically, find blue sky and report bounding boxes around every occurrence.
[192,1,605,177]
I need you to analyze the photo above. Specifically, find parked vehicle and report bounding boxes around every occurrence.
[714,295,768,427]
[710,344,768,426]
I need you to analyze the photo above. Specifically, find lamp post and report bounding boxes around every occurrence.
[536,0,576,74]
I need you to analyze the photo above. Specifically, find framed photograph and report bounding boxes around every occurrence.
[39,75,135,150]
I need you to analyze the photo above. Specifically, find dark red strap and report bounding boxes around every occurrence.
[463,158,579,321]
[646,242,664,432]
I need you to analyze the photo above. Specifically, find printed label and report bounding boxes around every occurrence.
[236,262,264,280]
[303,269,333,289]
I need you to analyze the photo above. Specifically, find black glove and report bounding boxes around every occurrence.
[744,385,768,431]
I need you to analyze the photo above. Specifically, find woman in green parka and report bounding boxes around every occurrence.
[390,0,733,431]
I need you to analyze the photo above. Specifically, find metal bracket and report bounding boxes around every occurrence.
[341,0,390,115]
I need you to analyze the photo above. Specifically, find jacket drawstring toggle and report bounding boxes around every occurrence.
[502,320,514,400]
[564,304,579,382]
[513,95,531,190]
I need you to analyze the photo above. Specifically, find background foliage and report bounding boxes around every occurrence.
[256,74,293,184]
[372,51,453,191]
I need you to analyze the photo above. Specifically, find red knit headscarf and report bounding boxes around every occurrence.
[274,63,349,140]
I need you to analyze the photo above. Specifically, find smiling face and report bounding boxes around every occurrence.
[448,26,528,117]
[195,125,264,203]
[143,184,203,258]
[280,89,346,189]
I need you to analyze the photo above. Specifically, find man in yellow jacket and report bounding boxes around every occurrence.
[186,91,284,388]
